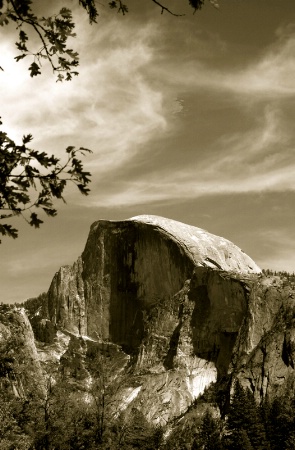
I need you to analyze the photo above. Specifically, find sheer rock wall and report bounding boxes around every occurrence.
[38,216,264,422]
[5,215,295,424]
[45,216,260,349]
[231,275,295,401]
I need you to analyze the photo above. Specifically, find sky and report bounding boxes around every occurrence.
[1,0,295,303]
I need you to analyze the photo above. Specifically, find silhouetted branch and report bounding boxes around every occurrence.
[151,0,185,16]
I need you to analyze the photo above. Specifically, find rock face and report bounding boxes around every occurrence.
[4,214,295,428]
[231,275,295,401]
[3,215,295,427]
[130,215,260,273]
[46,215,260,345]
[0,305,44,398]
[30,215,264,422]
[47,258,86,335]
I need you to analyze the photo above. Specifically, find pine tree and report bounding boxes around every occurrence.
[226,380,269,450]
[244,389,269,450]
[265,395,295,450]
[192,409,224,450]
[236,429,254,450]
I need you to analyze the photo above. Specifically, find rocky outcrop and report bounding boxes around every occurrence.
[130,215,260,274]
[0,305,44,398]
[47,257,86,335]
[231,275,295,401]
[4,214,295,428]
[25,215,263,422]
[44,215,260,346]
[4,215,295,429]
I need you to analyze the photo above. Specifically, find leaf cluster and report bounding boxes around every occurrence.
[0,0,85,81]
[0,118,92,241]
[0,0,216,82]
[189,0,206,10]
[109,1,129,15]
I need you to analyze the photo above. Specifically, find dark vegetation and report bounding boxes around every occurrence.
[0,300,294,450]
[262,269,295,282]
[18,292,47,316]
[164,379,295,450]
[0,365,294,449]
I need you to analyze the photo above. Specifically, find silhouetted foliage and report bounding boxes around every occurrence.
[192,409,224,450]
[0,124,92,241]
[262,394,295,450]
[0,1,215,80]
[225,381,269,450]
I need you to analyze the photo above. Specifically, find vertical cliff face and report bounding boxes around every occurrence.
[82,219,195,350]
[231,275,295,401]
[188,269,249,377]
[45,216,260,347]
[47,257,86,335]
[4,215,294,428]
[32,215,265,422]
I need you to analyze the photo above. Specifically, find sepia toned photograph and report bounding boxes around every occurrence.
[0,1,294,448]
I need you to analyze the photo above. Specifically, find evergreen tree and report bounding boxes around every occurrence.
[237,429,254,450]
[192,409,224,450]
[244,389,269,450]
[0,390,31,449]
[264,395,295,450]
[226,380,269,450]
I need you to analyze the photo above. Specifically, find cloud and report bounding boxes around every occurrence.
[0,15,167,174]
[153,23,295,101]
[224,31,295,98]
[84,102,295,208]
[1,12,295,210]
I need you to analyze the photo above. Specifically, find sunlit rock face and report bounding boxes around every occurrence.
[130,215,261,274]
[35,215,262,422]
[47,215,259,345]
[47,258,86,335]
[231,275,295,402]
[0,306,44,398]
[5,216,295,426]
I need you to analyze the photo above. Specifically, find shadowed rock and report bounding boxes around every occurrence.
[31,215,262,422]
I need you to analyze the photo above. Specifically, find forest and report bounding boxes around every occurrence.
[1,341,294,450]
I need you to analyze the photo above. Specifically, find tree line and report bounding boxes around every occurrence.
[165,380,295,450]
[1,366,295,449]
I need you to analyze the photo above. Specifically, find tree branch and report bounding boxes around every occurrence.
[151,0,185,16]
[9,0,56,72]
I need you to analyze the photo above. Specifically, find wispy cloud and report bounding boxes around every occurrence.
[1,4,295,303]
[1,13,295,211]
[0,16,167,173]
[157,24,295,99]
[85,101,295,208]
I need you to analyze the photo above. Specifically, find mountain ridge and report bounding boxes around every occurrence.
[1,215,294,444]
